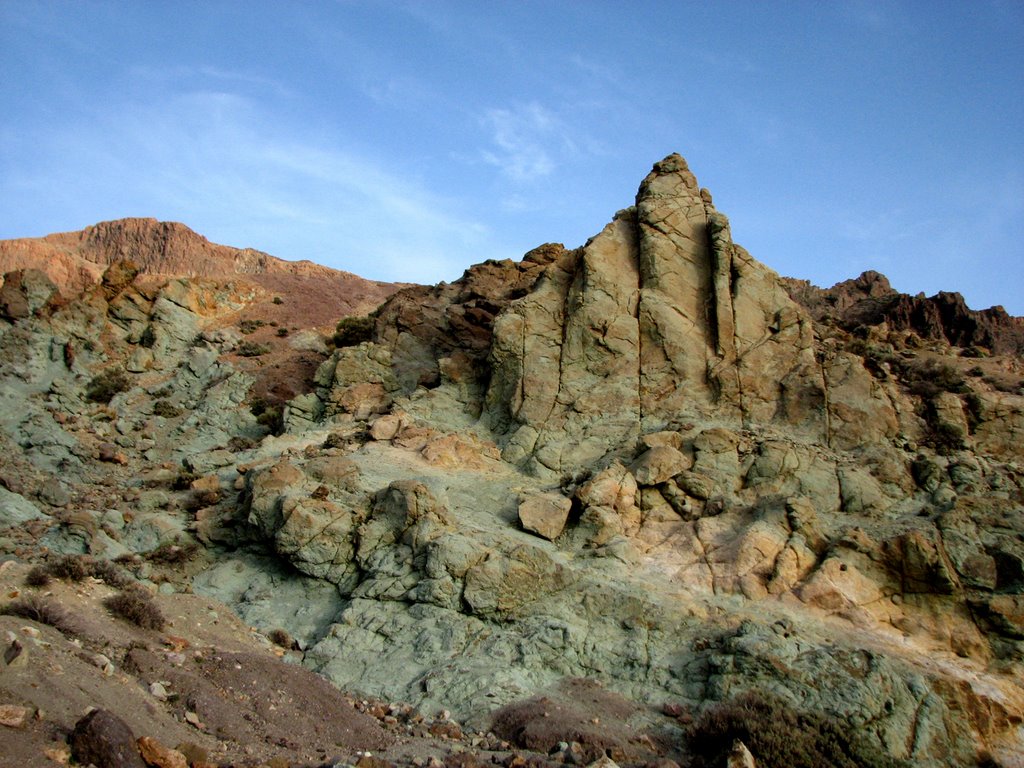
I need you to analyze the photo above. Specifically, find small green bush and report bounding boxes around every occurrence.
[272,296,284,305]
[332,315,374,348]
[85,368,131,403]
[898,357,967,398]
[152,399,181,418]
[104,588,165,630]
[237,341,270,357]
[238,318,265,334]
[276,327,289,337]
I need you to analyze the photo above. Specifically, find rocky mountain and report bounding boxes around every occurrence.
[0,217,402,325]
[0,154,1022,768]
[784,271,1024,356]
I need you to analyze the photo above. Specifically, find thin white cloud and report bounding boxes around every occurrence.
[480,102,575,183]
[2,87,493,283]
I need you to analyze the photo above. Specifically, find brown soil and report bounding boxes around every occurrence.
[0,562,675,768]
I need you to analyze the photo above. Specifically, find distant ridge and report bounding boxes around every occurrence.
[0,217,405,324]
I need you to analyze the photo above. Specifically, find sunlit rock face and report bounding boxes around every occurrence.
[2,154,1023,767]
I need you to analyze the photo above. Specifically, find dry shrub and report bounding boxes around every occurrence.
[898,357,966,398]
[85,368,131,403]
[152,400,182,418]
[145,540,198,564]
[1,594,80,635]
[89,559,133,588]
[238,318,265,334]
[237,340,270,357]
[25,565,51,587]
[686,691,908,768]
[268,628,293,649]
[104,588,166,631]
[48,554,92,581]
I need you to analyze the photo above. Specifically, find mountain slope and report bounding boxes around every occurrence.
[0,217,402,325]
[0,155,1022,768]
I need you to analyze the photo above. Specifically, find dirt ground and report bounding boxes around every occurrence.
[0,560,675,768]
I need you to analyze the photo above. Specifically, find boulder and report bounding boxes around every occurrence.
[518,491,572,540]
[70,709,145,768]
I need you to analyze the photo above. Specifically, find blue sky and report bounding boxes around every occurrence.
[2,1,1022,313]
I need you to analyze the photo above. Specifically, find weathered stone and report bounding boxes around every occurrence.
[630,445,690,486]
[70,709,145,768]
[518,491,572,540]
[0,703,31,728]
[137,736,188,768]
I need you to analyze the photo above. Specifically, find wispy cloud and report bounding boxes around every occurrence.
[479,102,575,183]
[1,88,492,283]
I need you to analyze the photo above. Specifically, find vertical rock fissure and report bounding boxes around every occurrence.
[631,211,646,427]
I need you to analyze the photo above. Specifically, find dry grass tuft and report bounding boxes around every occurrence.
[104,588,166,631]
[1,594,80,636]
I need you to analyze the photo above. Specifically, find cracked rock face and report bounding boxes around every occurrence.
[485,154,826,477]
[3,154,1024,767]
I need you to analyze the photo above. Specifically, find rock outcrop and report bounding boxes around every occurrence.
[785,269,1024,355]
[1,154,1023,767]
[0,217,403,325]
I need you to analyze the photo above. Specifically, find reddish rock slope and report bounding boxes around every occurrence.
[0,218,404,326]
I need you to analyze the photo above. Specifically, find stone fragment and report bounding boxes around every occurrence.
[98,443,128,465]
[630,445,690,486]
[517,491,572,540]
[0,703,31,728]
[727,740,757,768]
[369,412,406,441]
[137,736,188,768]
[3,639,27,667]
[70,709,146,768]
[43,745,71,764]
[148,681,169,701]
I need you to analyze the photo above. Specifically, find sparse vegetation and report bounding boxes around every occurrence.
[897,357,967,398]
[145,539,199,564]
[171,469,199,491]
[25,565,51,587]
[152,399,182,418]
[1,594,80,636]
[237,340,270,357]
[48,553,91,581]
[85,367,131,403]
[332,315,374,348]
[250,397,285,434]
[276,327,289,337]
[686,691,909,768]
[104,586,166,630]
[272,296,284,305]
[238,318,266,334]
[268,628,294,649]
